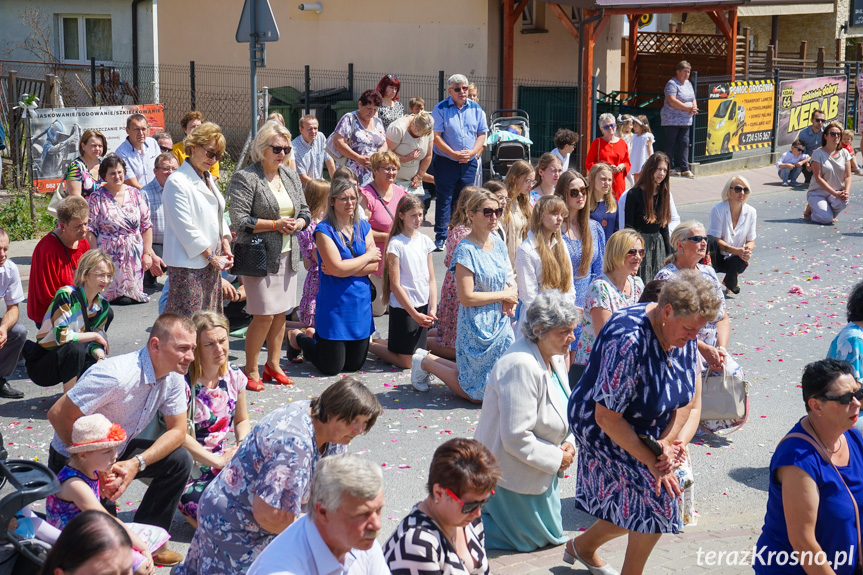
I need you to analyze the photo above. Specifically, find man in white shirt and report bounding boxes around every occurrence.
[247,454,389,575]
[292,115,335,185]
[0,228,27,399]
[114,113,161,189]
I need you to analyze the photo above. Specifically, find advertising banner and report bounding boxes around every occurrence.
[776,76,846,149]
[30,104,165,193]
[705,80,775,156]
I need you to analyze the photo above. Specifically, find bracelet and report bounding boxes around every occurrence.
[207,253,215,261]
[272,220,276,232]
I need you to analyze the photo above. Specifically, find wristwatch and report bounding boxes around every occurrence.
[135,454,147,472]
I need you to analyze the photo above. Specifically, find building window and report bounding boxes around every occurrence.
[521,0,547,33]
[59,15,112,63]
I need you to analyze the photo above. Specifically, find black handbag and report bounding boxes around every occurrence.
[231,235,267,277]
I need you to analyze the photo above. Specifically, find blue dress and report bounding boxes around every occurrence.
[755,421,863,575]
[561,219,606,349]
[450,235,515,401]
[590,201,619,243]
[828,323,863,380]
[568,303,698,533]
[313,219,375,341]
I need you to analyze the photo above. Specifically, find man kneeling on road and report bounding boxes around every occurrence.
[47,312,195,567]
[247,453,388,575]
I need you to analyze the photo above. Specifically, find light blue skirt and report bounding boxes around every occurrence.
[482,474,567,552]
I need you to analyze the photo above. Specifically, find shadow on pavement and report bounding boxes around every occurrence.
[728,465,769,492]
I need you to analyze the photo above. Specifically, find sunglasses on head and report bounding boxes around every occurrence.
[445,488,495,514]
[481,207,504,219]
[203,148,222,161]
[819,387,863,405]
[627,248,646,257]
[684,235,708,243]
[569,187,587,198]
[270,145,291,155]
[731,185,750,194]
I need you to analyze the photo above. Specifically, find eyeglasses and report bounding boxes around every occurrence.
[602,124,616,130]
[380,166,398,172]
[270,145,291,155]
[91,273,114,281]
[819,387,863,405]
[524,179,536,186]
[156,165,177,172]
[827,131,842,137]
[203,148,222,161]
[683,235,708,243]
[569,187,587,198]
[159,145,172,153]
[627,248,646,257]
[731,185,750,194]
[480,207,504,219]
[452,86,470,92]
[445,488,495,514]
[335,195,358,203]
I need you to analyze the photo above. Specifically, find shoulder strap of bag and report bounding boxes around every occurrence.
[780,429,863,568]
[367,183,395,221]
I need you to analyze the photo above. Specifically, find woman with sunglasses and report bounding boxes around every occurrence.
[571,229,645,386]
[228,121,311,390]
[384,438,500,575]
[163,122,234,316]
[624,152,674,284]
[805,120,852,224]
[706,174,757,295]
[585,112,631,201]
[754,359,863,575]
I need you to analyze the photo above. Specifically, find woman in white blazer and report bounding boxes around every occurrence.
[474,292,581,552]
[162,122,233,316]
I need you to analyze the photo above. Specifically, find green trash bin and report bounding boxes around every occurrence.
[331,100,356,125]
[268,104,299,138]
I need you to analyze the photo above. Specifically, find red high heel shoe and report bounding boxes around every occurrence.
[244,369,265,392]
[262,364,294,386]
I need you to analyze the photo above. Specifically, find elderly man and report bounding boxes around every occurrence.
[142,152,178,288]
[153,131,174,154]
[292,114,336,185]
[798,108,825,185]
[115,113,161,189]
[27,196,91,326]
[0,228,27,400]
[431,74,488,250]
[47,313,195,566]
[247,454,388,575]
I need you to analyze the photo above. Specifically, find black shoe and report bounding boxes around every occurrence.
[0,380,24,399]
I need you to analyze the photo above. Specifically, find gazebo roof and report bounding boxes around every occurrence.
[549,0,831,9]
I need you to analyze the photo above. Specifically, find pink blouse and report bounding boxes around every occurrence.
[360,183,408,276]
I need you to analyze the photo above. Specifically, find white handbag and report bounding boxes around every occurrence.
[700,363,749,421]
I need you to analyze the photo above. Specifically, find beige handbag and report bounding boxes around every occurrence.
[700,363,749,421]
[47,181,67,218]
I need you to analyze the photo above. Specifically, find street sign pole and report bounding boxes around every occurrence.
[249,0,258,138]
[237,0,279,140]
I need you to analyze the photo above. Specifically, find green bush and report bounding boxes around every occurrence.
[0,194,35,241]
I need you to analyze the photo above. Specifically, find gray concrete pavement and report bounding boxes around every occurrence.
[1,162,861,573]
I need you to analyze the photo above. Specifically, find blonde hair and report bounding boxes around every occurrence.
[184,122,226,157]
[720,174,752,203]
[465,190,501,220]
[370,151,400,172]
[635,115,652,134]
[533,153,562,190]
[667,220,706,264]
[188,311,230,385]
[411,111,434,137]
[382,195,426,303]
[449,186,482,231]
[267,112,285,126]
[304,179,330,217]
[587,163,617,214]
[554,170,593,278]
[74,249,114,288]
[529,196,572,293]
[250,120,292,163]
[604,229,644,274]
[503,160,534,230]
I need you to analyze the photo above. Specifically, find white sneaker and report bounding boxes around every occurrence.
[411,349,431,392]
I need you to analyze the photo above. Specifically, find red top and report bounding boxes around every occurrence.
[585,137,631,201]
[27,233,90,323]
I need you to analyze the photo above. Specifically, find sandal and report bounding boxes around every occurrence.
[244,368,265,392]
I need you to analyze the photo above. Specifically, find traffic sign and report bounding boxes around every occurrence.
[236,0,280,43]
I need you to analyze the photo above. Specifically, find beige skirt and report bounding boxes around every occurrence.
[243,251,298,315]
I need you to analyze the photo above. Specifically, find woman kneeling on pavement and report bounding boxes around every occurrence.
[566,270,721,575]
[755,359,863,575]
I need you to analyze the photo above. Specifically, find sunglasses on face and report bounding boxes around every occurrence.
[819,387,863,405]
[602,124,616,130]
[452,86,470,93]
[203,148,222,161]
[813,118,825,123]
[627,248,646,257]
[480,207,504,219]
[159,145,172,152]
[794,147,805,152]
[270,145,291,155]
[731,185,750,194]
[828,131,842,137]
[569,187,587,198]
[445,488,495,514]
[684,235,708,244]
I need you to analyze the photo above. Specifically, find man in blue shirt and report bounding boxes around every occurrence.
[431,74,488,249]
[114,113,160,189]
[797,109,824,185]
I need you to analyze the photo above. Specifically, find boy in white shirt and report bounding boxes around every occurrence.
[776,138,810,187]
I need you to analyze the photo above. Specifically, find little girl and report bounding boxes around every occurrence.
[617,114,634,147]
[841,129,863,175]
[46,414,169,574]
[629,115,655,182]
[296,179,330,329]
[369,195,437,374]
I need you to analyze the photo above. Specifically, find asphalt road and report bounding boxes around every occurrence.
[0,181,860,569]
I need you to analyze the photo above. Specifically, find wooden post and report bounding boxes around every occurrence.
[44,74,56,109]
[503,0,515,109]
[800,40,808,70]
[837,38,843,62]
[766,45,775,74]
[857,42,863,61]
[727,9,738,81]
[628,14,639,94]
[741,26,750,78]
[817,46,825,74]
[8,71,19,190]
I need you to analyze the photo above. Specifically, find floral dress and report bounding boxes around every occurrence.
[568,303,698,534]
[176,400,345,575]
[377,100,404,129]
[88,185,152,302]
[573,274,644,366]
[178,365,247,521]
[435,225,470,349]
[46,466,99,528]
[451,236,515,401]
[561,219,606,349]
[296,219,320,325]
[334,112,387,187]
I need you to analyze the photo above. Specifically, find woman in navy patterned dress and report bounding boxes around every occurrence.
[564,270,722,575]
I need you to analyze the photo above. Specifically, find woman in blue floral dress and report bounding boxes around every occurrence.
[176,376,382,575]
[411,191,517,402]
[564,270,722,575]
[178,311,250,526]
[330,89,388,187]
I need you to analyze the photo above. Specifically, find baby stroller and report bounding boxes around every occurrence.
[486,109,532,180]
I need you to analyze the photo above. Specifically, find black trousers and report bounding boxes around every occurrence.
[26,341,97,387]
[297,333,369,376]
[664,125,691,172]
[707,235,749,290]
[48,438,192,531]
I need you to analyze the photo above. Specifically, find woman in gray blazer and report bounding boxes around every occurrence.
[474,292,580,552]
[229,121,311,390]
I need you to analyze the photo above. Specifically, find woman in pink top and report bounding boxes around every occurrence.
[359,151,407,316]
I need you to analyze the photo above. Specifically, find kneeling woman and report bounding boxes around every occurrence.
[26,249,113,392]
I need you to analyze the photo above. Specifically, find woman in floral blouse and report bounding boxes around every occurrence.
[331,89,388,187]
[178,311,250,527]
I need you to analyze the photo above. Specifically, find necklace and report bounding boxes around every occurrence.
[808,418,843,455]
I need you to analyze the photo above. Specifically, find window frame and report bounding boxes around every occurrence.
[57,14,113,64]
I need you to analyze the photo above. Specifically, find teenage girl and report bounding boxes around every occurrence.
[529,153,563,206]
[629,115,655,182]
[587,162,618,243]
[369,195,437,368]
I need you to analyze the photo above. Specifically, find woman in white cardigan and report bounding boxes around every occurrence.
[162,122,233,316]
[474,292,580,552]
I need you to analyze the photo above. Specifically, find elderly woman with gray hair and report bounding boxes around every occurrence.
[585,112,631,201]
[386,111,434,196]
[474,292,580,551]
[229,120,311,390]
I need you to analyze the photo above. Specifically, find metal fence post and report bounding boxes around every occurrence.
[304,65,311,115]
[591,73,599,145]
[771,67,781,154]
[348,63,354,99]
[689,70,698,168]
[90,58,96,105]
[856,61,861,132]
[190,60,196,111]
[845,63,851,130]
[438,71,445,103]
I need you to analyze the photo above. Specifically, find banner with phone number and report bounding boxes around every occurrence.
[30,104,165,193]
[776,76,846,148]
[705,80,774,156]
